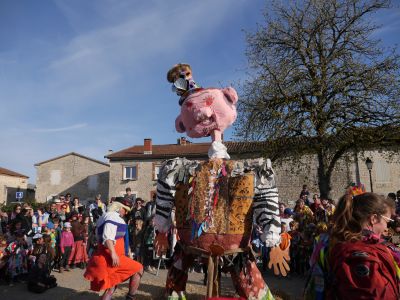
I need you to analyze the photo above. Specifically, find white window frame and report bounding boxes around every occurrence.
[153,163,161,181]
[122,164,138,180]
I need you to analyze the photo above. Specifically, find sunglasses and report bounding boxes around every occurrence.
[380,215,394,223]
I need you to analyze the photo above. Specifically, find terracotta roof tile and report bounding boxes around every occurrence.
[107,141,270,160]
[0,167,29,178]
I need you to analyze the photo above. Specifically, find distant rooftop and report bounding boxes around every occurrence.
[35,152,110,167]
[107,138,270,161]
[0,167,29,178]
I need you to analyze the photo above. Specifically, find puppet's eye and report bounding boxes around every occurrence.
[186,101,193,108]
[205,96,214,106]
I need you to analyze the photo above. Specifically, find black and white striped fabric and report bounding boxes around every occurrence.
[252,159,281,247]
[154,158,198,232]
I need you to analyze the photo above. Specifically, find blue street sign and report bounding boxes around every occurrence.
[16,192,23,199]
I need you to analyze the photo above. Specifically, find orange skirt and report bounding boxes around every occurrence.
[84,238,143,291]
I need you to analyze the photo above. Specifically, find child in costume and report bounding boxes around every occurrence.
[6,231,29,283]
[45,222,57,249]
[59,222,74,272]
[69,212,87,268]
[279,222,291,251]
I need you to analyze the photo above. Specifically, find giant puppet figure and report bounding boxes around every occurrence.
[154,63,290,300]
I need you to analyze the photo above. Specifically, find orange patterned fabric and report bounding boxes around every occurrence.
[228,174,254,235]
[176,160,253,236]
[174,183,190,229]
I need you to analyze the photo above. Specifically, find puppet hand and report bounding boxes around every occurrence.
[268,244,290,276]
[154,232,169,257]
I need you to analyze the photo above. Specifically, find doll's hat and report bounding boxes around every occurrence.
[167,63,192,83]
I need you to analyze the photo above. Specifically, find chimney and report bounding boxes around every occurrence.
[106,150,113,163]
[144,138,152,154]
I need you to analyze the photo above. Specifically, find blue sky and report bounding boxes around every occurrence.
[0,0,399,183]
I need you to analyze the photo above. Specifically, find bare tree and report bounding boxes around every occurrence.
[236,0,400,198]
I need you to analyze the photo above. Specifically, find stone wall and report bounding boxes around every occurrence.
[36,154,109,203]
[0,175,28,205]
[357,150,400,196]
[272,154,353,205]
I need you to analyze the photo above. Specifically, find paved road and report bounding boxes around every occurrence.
[0,267,305,300]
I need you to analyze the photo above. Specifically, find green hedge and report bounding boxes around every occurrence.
[0,200,45,212]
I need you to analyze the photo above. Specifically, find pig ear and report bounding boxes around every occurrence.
[222,87,238,105]
[175,116,186,133]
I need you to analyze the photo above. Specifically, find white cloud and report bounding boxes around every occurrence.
[42,0,248,106]
[0,0,253,184]
[31,123,88,133]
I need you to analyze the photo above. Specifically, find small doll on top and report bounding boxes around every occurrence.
[167,63,200,99]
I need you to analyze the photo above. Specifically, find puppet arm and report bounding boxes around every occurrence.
[154,158,198,255]
[253,158,281,246]
[253,159,290,276]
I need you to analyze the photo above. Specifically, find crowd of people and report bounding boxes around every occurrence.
[1,185,400,298]
[249,184,400,299]
[252,184,339,276]
[252,186,400,276]
[0,189,160,294]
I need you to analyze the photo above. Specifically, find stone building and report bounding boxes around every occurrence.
[107,138,400,204]
[0,167,29,204]
[35,152,110,203]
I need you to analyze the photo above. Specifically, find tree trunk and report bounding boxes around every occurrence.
[317,152,332,199]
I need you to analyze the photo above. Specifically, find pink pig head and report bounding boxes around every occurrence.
[175,87,238,142]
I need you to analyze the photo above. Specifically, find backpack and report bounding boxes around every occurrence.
[305,236,400,300]
[327,241,399,300]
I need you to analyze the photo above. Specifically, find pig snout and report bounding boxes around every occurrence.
[193,107,213,122]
